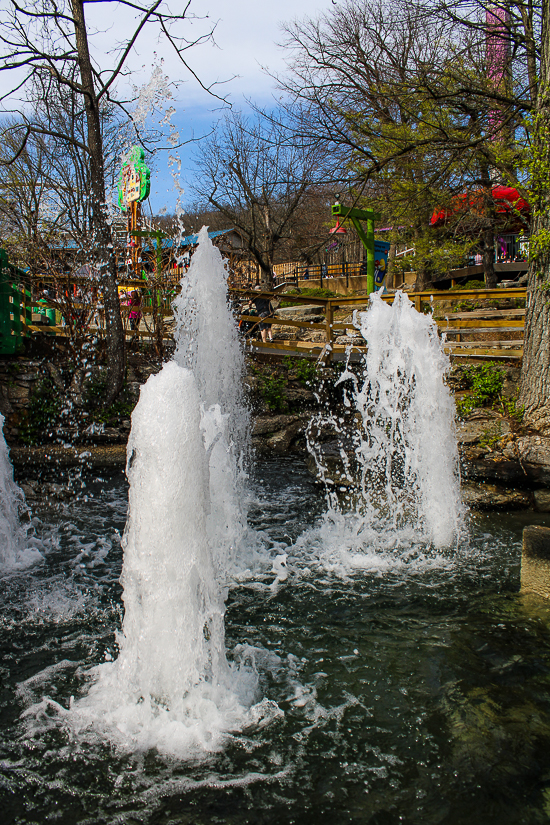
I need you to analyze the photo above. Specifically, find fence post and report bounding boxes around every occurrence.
[11,283,22,344]
[325,301,334,363]
[0,250,16,354]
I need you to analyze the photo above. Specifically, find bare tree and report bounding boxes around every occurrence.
[278,0,537,288]
[0,0,217,403]
[193,109,329,287]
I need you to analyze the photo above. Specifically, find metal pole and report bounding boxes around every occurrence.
[367,217,375,295]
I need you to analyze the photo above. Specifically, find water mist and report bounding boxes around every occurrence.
[307,291,463,564]
[71,231,263,755]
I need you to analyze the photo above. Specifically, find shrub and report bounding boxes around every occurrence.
[19,378,63,444]
[283,356,318,386]
[455,362,506,418]
[257,374,288,412]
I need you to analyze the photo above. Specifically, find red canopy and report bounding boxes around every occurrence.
[430,186,530,228]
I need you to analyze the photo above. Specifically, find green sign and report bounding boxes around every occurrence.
[118,146,151,211]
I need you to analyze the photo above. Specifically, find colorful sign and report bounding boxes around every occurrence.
[374,240,391,289]
[118,146,151,211]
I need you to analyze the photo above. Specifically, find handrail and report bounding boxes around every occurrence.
[237,287,526,362]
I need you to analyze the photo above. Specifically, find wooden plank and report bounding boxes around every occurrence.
[444,348,523,359]
[240,314,326,331]
[444,309,525,319]
[439,318,524,329]
[380,288,526,302]
[443,344,523,358]
[443,339,522,347]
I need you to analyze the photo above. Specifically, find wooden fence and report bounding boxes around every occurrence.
[236,287,527,362]
[21,285,527,361]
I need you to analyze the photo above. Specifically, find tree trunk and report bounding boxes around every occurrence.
[481,168,497,288]
[519,3,550,433]
[414,259,431,292]
[71,0,125,406]
[482,227,497,288]
[386,241,396,290]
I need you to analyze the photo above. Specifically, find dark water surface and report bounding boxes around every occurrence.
[2,458,550,824]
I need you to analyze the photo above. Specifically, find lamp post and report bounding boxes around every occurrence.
[331,203,381,295]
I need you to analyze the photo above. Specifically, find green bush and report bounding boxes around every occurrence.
[85,379,135,423]
[449,279,486,291]
[280,287,336,307]
[283,356,318,386]
[257,374,288,412]
[455,362,506,418]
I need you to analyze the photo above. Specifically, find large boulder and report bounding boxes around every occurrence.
[503,436,550,485]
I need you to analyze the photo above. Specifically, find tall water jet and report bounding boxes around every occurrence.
[0,413,33,568]
[114,363,226,704]
[309,291,462,556]
[70,231,261,754]
[173,227,250,576]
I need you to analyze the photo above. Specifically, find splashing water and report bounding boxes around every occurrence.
[70,361,264,754]
[173,226,251,577]
[0,413,40,568]
[67,230,271,756]
[306,291,463,563]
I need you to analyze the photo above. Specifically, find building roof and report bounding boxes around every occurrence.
[49,228,236,252]
[142,228,234,251]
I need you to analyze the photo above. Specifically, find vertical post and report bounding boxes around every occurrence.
[325,301,334,363]
[24,288,32,336]
[0,251,10,354]
[11,283,21,345]
[367,217,375,295]
[0,251,18,354]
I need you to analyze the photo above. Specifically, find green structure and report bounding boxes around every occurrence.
[130,228,168,279]
[0,249,31,355]
[331,203,382,294]
[118,146,151,211]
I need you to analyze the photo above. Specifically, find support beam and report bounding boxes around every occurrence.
[331,203,382,295]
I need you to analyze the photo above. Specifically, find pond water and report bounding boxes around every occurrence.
[2,457,550,825]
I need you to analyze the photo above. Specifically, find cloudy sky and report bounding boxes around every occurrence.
[116,0,333,213]
[0,0,333,216]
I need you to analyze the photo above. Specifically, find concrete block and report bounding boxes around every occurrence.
[521,525,550,599]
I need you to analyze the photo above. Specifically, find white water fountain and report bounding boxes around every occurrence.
[70,230,269,755]
[304,290,463,571]
[23,240,462,757]
[172,226,251,577]
[0,413,39,568]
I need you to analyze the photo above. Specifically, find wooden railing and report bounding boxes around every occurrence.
[25,286,527,360]
[234,287,527,362]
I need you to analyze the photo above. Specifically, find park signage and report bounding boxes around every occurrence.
[118,146,151,211]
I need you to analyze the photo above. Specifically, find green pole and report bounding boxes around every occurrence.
[331,203,381,295]
[0,250,15,354]
[366,217,375,295]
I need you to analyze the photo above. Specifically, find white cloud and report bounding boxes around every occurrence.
[0,0,333,213]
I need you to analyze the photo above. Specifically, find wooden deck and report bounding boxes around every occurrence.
[237,287,527,362]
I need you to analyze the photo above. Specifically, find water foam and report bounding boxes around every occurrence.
[307,291,463,565]
[0,413,41,568]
